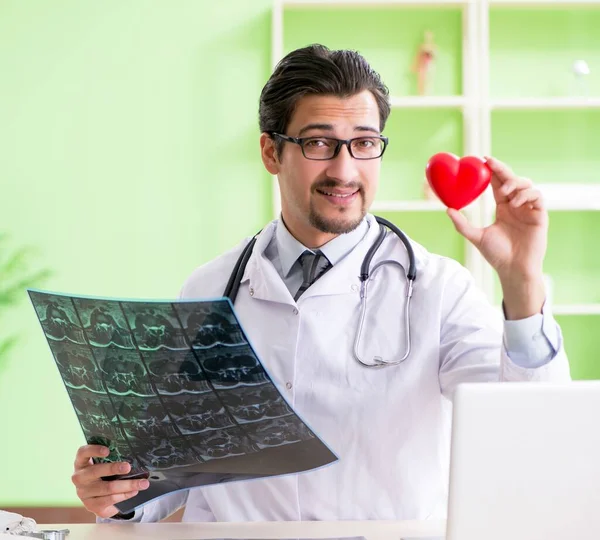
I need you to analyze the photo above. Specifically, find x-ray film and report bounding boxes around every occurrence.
[28,289,338,513]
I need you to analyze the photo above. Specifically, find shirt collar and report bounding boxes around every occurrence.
[276,215,370,278]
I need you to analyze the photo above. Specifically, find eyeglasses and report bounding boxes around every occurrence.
[270,132,389,161]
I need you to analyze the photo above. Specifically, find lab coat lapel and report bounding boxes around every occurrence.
[240,222,295,305]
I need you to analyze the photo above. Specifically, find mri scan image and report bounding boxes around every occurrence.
[195,343,268,388]
[29,291,337,515]
[93,347,155,396]
[73,297,135,349]
[50,341,104,393]
[121,302,188,350]
[30,291,86,344]
[144,349,210,395]
[175,301,247,348]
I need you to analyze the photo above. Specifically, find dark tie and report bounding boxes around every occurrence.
[294,250,332,301]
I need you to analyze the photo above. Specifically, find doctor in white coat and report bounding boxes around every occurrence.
[73,44,570,522]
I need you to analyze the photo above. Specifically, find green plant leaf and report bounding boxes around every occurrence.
[0,246,36,281]
[0,235,53,371]
[0,335,19,371]
[0,269,53,306]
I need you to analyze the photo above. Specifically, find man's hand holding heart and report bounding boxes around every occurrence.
[426,153,548,320]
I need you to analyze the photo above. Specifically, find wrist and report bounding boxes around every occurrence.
[496,261,543,283]
[499,274,546,321]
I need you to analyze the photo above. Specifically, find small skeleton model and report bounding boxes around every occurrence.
[412,30,437,96]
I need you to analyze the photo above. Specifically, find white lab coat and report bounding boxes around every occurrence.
[116,213,571,523]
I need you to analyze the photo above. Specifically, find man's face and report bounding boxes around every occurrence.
[261,90,383,246]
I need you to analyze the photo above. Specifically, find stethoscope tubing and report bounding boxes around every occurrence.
[223,216,417,368]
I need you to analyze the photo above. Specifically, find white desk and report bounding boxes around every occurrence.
[37,520,446,540]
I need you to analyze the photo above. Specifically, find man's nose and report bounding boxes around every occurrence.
[324,143,359,181]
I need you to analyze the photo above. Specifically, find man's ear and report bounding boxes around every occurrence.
[260,133,280,175]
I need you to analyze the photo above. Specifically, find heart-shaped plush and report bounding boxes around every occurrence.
[425,152,491,210]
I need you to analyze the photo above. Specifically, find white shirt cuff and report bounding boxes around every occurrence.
[502,300,560,369]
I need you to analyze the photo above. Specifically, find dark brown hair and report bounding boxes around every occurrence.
[259,44,391,156]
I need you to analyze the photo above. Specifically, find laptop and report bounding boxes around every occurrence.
[435,380,600,540]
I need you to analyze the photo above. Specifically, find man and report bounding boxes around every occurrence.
[72,44,570,522]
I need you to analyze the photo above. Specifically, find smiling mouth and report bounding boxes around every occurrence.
[316,189,358,198]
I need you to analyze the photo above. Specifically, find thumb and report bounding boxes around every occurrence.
[447,208,483,247]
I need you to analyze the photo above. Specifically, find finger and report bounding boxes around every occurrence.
[501,176,533,195]
[77,478,149,500]
[509,188,544,209]
[73,461,132,487]
[74,445,110,470]
[88,491,139,519]
[484,155,516,183]
[447,208,483,246]
[492,175,533,204]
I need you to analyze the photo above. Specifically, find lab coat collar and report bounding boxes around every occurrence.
[241,214,412,305]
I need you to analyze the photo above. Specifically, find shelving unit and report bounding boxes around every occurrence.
[271,0,600,378]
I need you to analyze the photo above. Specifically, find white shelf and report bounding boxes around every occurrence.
[371,200,447,212]
[554,304,600,316]
[539,184,600,211]
[490,97,600,110]
[391,96,466,109]
[489,0,600,7]
[282,0,470,7]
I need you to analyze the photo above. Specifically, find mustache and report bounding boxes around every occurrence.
[313,179,363,193]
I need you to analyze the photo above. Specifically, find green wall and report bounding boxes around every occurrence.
[0,0,272,506]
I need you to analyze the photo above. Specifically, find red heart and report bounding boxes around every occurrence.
[425,152,491,210]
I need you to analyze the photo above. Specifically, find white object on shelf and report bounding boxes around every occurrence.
[572,60,591,97]
[573,60,591,77]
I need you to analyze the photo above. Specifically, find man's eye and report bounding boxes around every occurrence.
[304,138,330,148]
[354,138,376,148]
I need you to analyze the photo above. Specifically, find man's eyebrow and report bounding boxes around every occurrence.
[298,123,334,137]
[297,124,380,137]
[354,125,380,134]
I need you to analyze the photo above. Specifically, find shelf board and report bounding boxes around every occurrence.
[391,96,466,109]
[371,200,447,212]
[490,0,600,6]
[281,0,469,7]
[539,184,600,211]
[554,304,600,316]
[490,97,600,110]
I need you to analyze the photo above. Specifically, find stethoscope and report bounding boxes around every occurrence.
[223,216,417,368]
